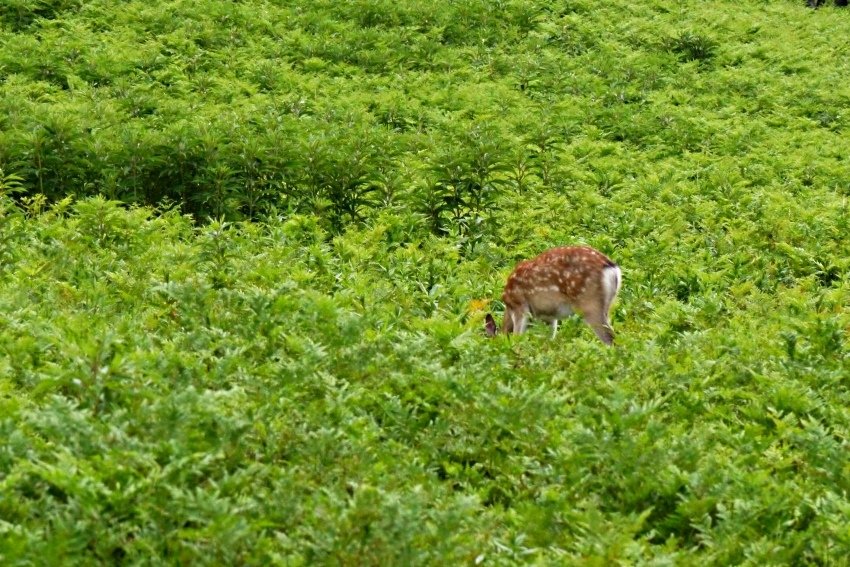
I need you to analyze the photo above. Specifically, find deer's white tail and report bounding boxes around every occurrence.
[601,264,621,316]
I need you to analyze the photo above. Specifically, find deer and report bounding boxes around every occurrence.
[485,246,621,345]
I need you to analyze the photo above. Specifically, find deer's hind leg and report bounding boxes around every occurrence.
[578,294,615,345]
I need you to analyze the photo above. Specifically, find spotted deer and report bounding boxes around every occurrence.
[485,246,621,344]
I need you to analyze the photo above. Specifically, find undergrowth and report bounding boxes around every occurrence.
[2,0,850,564]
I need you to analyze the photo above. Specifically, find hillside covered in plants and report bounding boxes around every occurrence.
[2,0,850,564]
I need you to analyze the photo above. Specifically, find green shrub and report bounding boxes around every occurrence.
[2,2,850,561]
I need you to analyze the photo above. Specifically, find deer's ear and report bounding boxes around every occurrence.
[484,313,498,337]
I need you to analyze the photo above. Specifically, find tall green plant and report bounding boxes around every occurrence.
[296,126,393,233]
[420,125,509,241]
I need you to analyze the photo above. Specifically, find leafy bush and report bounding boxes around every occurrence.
[2,0,850,563]
[666,31,718,63]
[2,179,850,563]
[0,0,82,31]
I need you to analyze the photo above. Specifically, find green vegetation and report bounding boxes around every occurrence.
[2,0,850,564]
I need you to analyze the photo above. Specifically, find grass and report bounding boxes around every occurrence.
[1,0,850,564]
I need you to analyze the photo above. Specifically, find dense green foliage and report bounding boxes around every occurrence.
[2,0,850,564]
